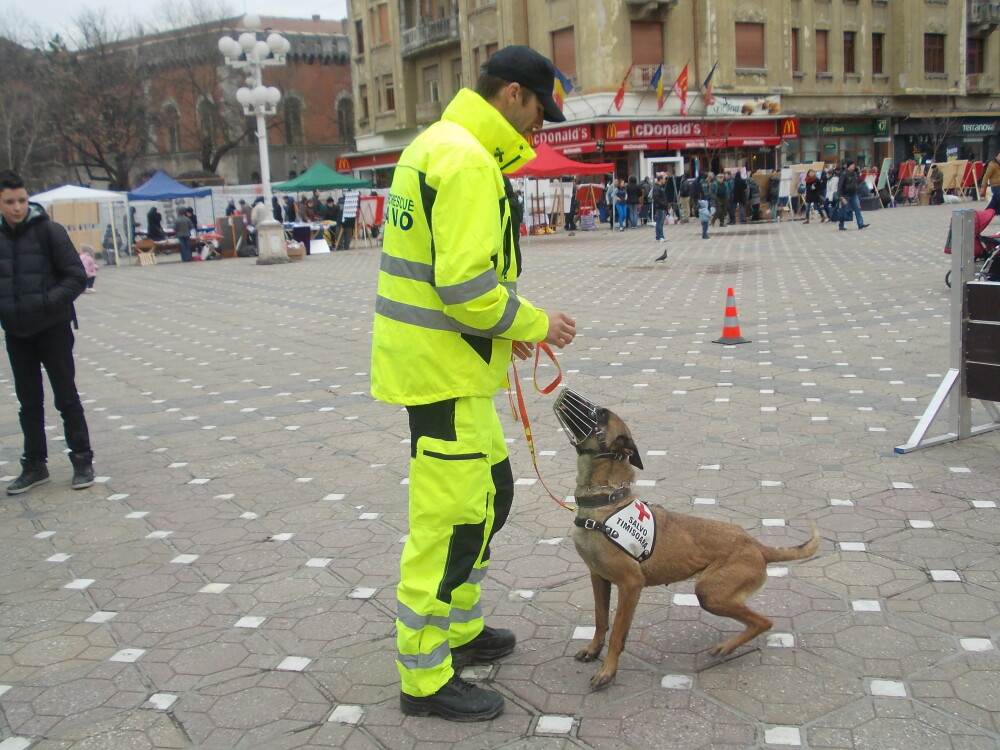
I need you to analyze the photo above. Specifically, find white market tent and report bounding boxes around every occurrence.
[31,184,131,265]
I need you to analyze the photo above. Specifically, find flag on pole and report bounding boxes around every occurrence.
[672,63,690,116]
[702,61,718,106]
[613,62,634,111]
[553,67,574,110]
[649,63,665,110]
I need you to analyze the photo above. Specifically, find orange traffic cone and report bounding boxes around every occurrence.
[712,287,751,345]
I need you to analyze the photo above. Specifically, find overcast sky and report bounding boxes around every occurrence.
[3,0,348,41]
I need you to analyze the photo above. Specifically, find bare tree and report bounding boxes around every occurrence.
[0,38,55,181]
[45,11,149,190]
[147,0,256,176]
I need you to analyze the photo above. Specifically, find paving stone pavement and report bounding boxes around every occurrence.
[1,203,999,749]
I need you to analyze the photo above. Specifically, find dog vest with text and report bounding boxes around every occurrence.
[605,501,656,562]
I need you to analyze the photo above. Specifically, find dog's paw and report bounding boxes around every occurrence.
[574,646,601,663]
[589,669,617,691]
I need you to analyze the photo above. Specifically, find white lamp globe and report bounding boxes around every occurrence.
[243,13,261,29]
[253,40,270,60]
[267,33,290,55]
[250,86,270,106]
[236,87,253,106]
[264,86,282,105]
[238,32,257,52]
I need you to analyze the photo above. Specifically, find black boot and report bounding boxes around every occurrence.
[451,625,516,668]
[400,674,504,721]
[69,451,95,490]
[7,458,50,495]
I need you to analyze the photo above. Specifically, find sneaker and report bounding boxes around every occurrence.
[400,674,504,722]
[7,459,50,495]
[451,625,516,668]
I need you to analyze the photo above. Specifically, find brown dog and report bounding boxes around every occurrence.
[555,393,819,690]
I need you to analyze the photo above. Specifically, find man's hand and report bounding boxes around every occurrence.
[544,311,577,349]
[511,341,534,360]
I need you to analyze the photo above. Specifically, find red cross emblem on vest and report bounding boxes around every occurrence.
[635,502,651,521]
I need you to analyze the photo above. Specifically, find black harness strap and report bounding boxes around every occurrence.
[573,516,619,539]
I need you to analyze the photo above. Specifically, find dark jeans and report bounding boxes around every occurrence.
[839,194,864,228]
[337,218,355,250]
[654,208,667,240]
[6,321,90,461]
[178,236,193,262]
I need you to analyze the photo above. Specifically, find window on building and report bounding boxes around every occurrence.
[337,97,354,143]
[551,27,576,76]
[967,36,985,75]
[359,85,369,121]
[197,99,216,146]
[355,19,364,54]
[473,47,481,76]
[844,31,856,73]
[452,58,463,92]
[872,32,884,74]
[735,22,765,69]
[384,75,395,111]
[924,33,945,74]
[816,29,829,73]
[423,65,440,103]
[631,21,663,85]
[791,28,801,72]
[485,42,498,60]
[284,97,303,145]
[163,105,180,153]
[376,3,389,45]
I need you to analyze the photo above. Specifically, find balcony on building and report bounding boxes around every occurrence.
[966,73,996,94]
[401,12,460,58]
[968,0,1000,26]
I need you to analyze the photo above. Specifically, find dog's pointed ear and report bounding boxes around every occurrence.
[614,434,643,470]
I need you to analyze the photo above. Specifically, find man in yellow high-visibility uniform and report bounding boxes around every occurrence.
[371,46,577,721]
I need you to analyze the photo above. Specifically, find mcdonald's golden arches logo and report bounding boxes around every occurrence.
[781,118,799,138]
[336,157,352,172]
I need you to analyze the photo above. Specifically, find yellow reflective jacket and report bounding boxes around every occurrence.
[371,89,549,405]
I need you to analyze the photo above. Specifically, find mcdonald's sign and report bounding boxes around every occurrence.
[336,157,352,173]
[604,121,632,139]
[781,118,799,138]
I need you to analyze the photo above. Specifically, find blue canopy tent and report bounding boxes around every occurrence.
[127,170,211,200]
[128,171,215,230]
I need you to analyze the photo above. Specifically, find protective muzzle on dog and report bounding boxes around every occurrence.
[553,389,643,469]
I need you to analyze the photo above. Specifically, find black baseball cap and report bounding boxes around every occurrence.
[483,45,567,123]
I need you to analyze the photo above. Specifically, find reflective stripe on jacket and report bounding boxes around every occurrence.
[371,89,549,405]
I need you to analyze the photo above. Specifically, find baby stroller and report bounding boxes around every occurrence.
[944,206,1000,287]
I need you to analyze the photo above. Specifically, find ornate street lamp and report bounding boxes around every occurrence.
[218,14,292,264]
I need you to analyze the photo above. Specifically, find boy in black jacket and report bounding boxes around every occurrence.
[0,170,94,493]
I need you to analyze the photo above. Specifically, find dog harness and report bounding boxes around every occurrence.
[575,500,656,562]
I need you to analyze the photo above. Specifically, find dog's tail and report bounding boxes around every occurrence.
[761,521,820,563]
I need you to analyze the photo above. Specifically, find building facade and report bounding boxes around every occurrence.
[346,0,1000,182]
[129,16,354,187]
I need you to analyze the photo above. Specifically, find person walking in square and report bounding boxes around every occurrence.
[0,169,94,494]
[838,161,869,230]
[698,197,711,239]
[80,245,98,292]
[173,208,194,261]
[710,173,729,227]
[652,173,669,260]
[370,45,576,722]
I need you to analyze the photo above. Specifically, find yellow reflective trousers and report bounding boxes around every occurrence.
[396,395,514,697]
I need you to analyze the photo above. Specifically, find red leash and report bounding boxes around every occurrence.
[509,343,575,511]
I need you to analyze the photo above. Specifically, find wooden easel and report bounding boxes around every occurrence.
[549,187,565,229]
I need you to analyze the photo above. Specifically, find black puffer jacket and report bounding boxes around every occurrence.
[0,203,86,337]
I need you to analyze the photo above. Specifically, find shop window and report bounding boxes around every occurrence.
[967,36,985,75]
[791,28,801,73]
[843,31,856,74]
[816,30,829,73]
[872,33,884,75]
[551,27,576,77]
[735,22,765,69]
[924,33,945,74]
